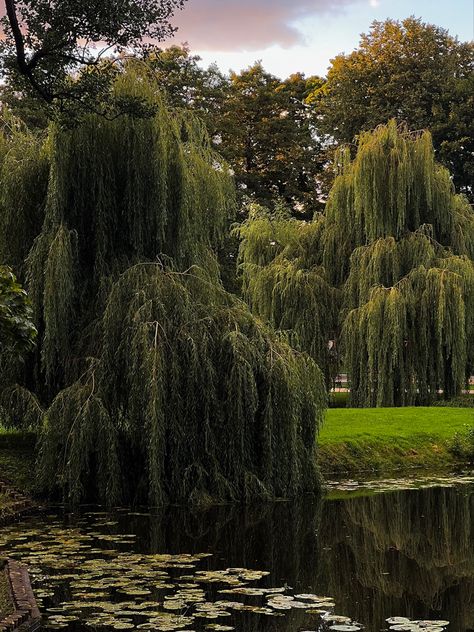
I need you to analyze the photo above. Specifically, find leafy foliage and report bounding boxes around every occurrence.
[0,266,36,359]
[135,52,327,216]
[38,264,325,505]
[221,64,326,215]
[235,205,339,381]
[448,426,474,462]
[312,17,474,201]
[0,72,326,505]
[0,0,186,112]
[333,122,474,405]
[0,113,49,274]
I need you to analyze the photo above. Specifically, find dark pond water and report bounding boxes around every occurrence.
[0,474,473,632]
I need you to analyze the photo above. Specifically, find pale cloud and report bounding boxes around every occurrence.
[171,0,363,51]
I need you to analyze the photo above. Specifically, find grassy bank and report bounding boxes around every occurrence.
[0,411,473,494]
[0,430,36,492]
[318,407,474,475]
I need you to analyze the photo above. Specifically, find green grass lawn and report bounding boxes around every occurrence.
[320,407,474,444]
[318,407,474,475]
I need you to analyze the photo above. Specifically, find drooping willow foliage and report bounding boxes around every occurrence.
[237,121,474,405]
[23,72,237,393]
[235,206,340,382]
[340,122,474,405]
[0,113,49,275]
[0,70,327,504]
[343,263,472,406]
[38,264,325,505]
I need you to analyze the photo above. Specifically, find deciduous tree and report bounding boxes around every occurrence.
[237,121,474,405]
[312,18,474,200]
[0,0,186,111]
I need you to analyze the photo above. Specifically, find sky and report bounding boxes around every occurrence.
[169,0,474,78]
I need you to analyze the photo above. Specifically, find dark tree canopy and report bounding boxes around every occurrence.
[0,0,186,108]
[312,17,474,200]
[221,64,326,215]
[0,72,326,505]
[135,51,327,217]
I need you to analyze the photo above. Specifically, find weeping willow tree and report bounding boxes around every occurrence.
[21,71,238,394]
[235,205,340,382]
[0,112,49,275]
[237,121,474,405]
[0,70,327,504]
[339,122,474,405]
[38,264,325,505]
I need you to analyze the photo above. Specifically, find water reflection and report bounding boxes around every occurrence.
[0,478,473,632]
[318,484,474,631]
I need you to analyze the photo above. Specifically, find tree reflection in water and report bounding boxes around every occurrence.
[125,481,474,631]
[1,480,473,632]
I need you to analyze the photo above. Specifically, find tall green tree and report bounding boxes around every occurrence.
[238,121,474,406]
[0,0,186,112]
[0,113,49,273]
[0,72,326,504]
[235,205,339,383]
[312,18,474,200]
[141,45,227,118]
[133,51,328,290]
[138,51,327,217]
[222,64,325,215]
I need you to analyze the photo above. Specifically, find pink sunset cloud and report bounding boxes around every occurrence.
[171,0,362,50]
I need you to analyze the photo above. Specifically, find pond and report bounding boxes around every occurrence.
[0,473,473,632]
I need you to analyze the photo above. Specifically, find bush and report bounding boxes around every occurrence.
[448,426,474,462]
[434,395,474,408]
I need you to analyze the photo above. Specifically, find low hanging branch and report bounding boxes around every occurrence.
[235,208,340,383]
[38,264,326,506]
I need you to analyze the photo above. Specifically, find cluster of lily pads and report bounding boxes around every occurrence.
[326,474,474,496]
[0,513,362,632]
[0,511,456,632]
[386,617,450,632]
